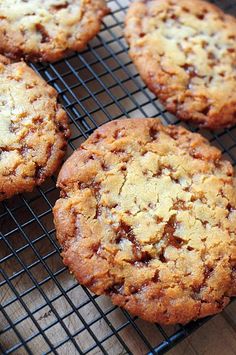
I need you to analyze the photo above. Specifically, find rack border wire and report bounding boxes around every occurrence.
[0,0,236,354]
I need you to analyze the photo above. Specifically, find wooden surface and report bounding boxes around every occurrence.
[1,235,236,355]
[1,0,236,354]
[0,143,236,355]
[169,302,236,355]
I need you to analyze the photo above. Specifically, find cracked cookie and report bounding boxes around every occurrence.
[0,55,70,201]
[0,0,109,62]
[125,0,236,130]
[54,118,236,324]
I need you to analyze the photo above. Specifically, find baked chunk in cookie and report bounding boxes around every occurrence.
[0,55,70,201]
[0,0,109,62]
[54,118,236,325]
[125,0,236,129]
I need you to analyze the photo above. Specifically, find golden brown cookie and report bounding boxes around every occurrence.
[53,118,236,325]
[0,55,70,201]
[125,0,236,130]
[0,0,109,62]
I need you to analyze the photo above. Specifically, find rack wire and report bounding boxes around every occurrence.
[0,0,236,354]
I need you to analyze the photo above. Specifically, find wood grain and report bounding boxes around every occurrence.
[1,0,236,354]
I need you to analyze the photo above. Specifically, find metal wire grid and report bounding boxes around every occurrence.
[0,0,236,354]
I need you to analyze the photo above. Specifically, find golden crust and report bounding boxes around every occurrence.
[54,118,236,324]
[0,0,109,62]
[125,0,236,130]
[0,55,70,200]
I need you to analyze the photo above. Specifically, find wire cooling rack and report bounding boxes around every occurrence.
[1,0,236,354]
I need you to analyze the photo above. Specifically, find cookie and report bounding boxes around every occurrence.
[0,0,109,62]
[53,118,236,325]
[0,55,70,201]
[125,0,236,130]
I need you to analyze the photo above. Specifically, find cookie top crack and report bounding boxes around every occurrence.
[54,118,236,324]
[0,0,109,62]
[125,0,236,129]
[0,55,70,200]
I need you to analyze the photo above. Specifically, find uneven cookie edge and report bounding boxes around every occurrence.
[0,0,110,62]
[0,56,70,201]
[124,0,236,130]
[53,118,236,324]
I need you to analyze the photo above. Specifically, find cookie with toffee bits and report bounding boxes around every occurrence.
[125,0,236,129]
[0,0,109,62]
[54,118,236,325]
[0,55,69,201]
